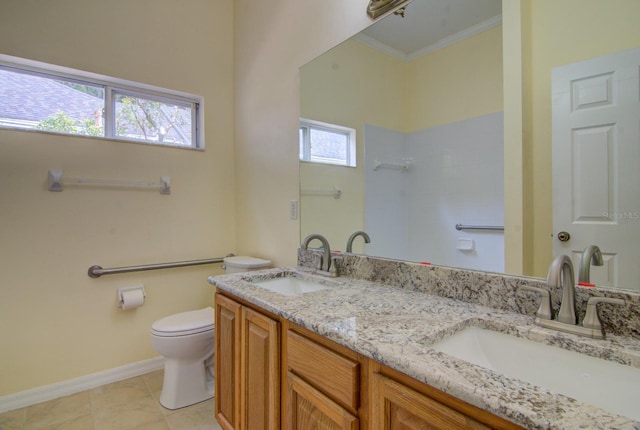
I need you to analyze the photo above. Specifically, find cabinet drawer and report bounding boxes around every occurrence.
[287,330,360,412]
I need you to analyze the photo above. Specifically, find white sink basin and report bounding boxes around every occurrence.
[252,276,329,296]
[432,326,640,420]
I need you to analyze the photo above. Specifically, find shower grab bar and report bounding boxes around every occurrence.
[88,256,232,278]
[455,224,504,231]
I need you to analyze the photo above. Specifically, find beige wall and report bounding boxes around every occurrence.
[407,25,503,132]
[233,0,373,265]
[299,39,407,252]
[525,0,640,277]
[0,0,234,396]
[502,0,529,275]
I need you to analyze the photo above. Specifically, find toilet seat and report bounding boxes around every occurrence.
[151,307,214,337]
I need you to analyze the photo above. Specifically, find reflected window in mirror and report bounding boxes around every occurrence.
[299,119,356,167]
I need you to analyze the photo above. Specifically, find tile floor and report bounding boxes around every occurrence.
[0,370,222,430]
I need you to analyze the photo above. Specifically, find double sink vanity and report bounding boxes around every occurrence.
[208,249,640,429]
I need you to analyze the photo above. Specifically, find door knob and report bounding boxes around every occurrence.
[557,231,571,242]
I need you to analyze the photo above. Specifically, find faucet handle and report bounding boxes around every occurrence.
[582,297,626,330]
[520,286,553,320]
[329,255,342,277]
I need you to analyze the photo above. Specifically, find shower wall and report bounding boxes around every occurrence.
[364,112,504,271]
[363,126,410,260]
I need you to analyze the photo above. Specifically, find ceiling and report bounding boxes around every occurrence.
[356,0,502,61]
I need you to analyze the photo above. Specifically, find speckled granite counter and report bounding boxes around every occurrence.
[209,267,640,430]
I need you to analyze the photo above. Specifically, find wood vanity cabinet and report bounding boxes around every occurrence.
[284,326,361,429]
[369,363,522,430]
[215,293,280,430]
[371,373,490,429]
[287,372,359,430]
[215,291,522,430]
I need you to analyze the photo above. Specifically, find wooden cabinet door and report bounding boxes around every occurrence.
[372,374,490,430]
[215,294,242,430]
[241,307,280,430]
[287,372,358,430]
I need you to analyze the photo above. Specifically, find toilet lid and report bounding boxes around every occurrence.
[223,256,272,269]
[151,307,214,337]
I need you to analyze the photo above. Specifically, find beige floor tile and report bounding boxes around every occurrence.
[141,369,165,413]
[24,392,91,430]
[89,377,152,411]
[0,407,27,430]
[141,370,164,399]
[92,396,164,430]
[4,371,221,430]
[123,416,170,430]
[164,399,220,430]
[27,414,94,430]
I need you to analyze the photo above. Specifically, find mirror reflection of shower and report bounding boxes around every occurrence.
[300,0,504,270]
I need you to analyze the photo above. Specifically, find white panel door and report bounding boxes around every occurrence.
[552,47,640,291]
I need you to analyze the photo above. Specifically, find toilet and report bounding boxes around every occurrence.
[150,307,215,409]
[149,256,271,410]
[223,255,272,273]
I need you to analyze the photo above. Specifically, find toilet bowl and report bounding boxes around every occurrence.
[150,307,214,410]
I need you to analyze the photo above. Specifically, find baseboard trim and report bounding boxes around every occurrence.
[0,356,164,413]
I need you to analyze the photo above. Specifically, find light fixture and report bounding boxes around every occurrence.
[366,0,410,19]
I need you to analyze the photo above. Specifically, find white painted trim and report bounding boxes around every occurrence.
[0,357,164,413]
[408,15,502,60]
[353,33,410,60]
[354,14,502,62]
[0,54,201,103]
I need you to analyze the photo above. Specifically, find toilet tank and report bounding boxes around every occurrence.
[223,256,272,273]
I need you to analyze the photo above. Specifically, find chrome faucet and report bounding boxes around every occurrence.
[301,234,337,277]
[519,254,625,339]
[346,231,371,253]
[578,245,604,284]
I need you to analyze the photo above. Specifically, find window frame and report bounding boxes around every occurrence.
[0,54,204,150]
[299,118,356,167]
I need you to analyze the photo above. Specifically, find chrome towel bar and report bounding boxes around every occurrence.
[455,224,504,231]
[49,170,171,194]
[88,256,231,278]
[300,187,343,199]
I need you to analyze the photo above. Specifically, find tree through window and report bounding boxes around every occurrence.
[0,57,202,149]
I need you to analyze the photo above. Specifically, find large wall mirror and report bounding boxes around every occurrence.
[299,0,640,292]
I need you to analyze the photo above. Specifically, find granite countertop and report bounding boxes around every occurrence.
[209,267,640,430]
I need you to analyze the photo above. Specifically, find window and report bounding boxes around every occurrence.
[299,119,356,166]
[0,55,203,149]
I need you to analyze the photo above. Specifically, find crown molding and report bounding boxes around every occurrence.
[355,14,502,62]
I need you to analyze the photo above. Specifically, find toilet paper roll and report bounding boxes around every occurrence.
[120,289,145,310]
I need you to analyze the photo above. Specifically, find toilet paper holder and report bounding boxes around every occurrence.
[116,286,146,308]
